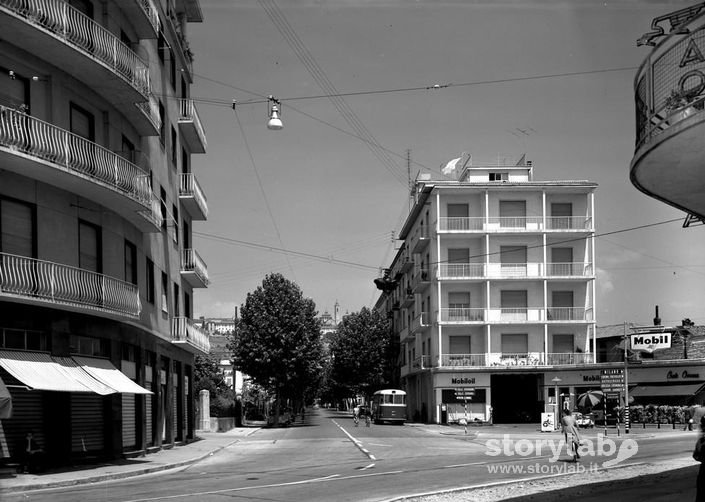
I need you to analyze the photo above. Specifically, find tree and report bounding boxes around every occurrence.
[230,273,324,425]
[194,354,233,417]
[328,307,391,402]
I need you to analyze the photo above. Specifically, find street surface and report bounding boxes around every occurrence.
[2,407,695,502]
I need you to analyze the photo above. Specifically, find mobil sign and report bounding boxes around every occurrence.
[631,332,671,353]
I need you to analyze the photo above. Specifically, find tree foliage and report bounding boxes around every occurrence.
[194,354,229,396]
[230,273,324,409]
[328,307,391,400]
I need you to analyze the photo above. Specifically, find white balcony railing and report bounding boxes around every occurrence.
[437,216,593,232]
[136,0,161,33]
[0,106,152,206]
[0,252,141,318]
[437,263,485,279]
[546,262,593,276]
[410,311,430,333]
[547,307,591,321]
[1,0,150,97]
[438,352,594,367]
[439,308,485,323]
[181,249,209,286]
[178,98,207,151]
[441,353,487,367]
[171,317,210,354]
[179,173,208,219]
[411,355,431,370]
[136,93,162,134]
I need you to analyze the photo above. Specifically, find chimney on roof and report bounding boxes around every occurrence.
[654,305,661,326]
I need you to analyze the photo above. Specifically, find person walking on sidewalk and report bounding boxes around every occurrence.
[561,409,581,462]
[693,415,705,502]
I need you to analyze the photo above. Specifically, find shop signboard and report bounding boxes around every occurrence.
[454,387,475,401]
[631,332,671,352]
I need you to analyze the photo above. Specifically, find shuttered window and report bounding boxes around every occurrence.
[0,199,34,257]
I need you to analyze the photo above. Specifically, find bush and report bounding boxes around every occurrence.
[210,394,234,417]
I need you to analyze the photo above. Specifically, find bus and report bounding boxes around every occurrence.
[371,389,407,424]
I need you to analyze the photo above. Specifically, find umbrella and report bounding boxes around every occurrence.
[577,390,604,409]
[0,375,11,419]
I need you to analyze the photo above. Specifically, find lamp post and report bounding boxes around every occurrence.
[551,376,562,430]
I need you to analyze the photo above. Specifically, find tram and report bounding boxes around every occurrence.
[371,389,407,424]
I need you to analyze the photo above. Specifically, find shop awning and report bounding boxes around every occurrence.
[53,356,116,395]
[0,350,113,394]
[74,356,152,395]
[630,383,705,397]
[0,374,11,419]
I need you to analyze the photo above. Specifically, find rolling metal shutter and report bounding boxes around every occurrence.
[71,394,104,453]
[122,394,136,449]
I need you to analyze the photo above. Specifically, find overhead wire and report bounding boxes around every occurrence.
[257,0,409,187]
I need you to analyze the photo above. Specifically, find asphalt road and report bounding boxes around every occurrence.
[2,408,696,502]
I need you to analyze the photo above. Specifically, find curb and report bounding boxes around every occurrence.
[0,430,260,495]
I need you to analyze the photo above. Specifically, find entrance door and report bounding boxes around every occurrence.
[490,374,541,423]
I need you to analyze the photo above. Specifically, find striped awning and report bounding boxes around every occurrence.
[0,350,113,394]
[74,356,152,395]
[0,351,150,395]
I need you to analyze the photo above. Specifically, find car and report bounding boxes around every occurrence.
[576,412,595,428]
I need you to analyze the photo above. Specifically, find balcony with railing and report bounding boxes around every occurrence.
[122,0,161,38]
[546,307,593,322]
[0,0,153,127]
[410,267,430,293]
[437,262,485,279]
[546,262,594,277]
[410,312,431,333]
[0,252,141,319]
[0,106,160,232]
[178,173,208,220]
[180,249,209,288]
[631,12,705,218]
[439,308,485,323]
[437,351,595,368]
[171,316,210,355]
[177,99,207,154]
[438,215,593,233]
[410,226,430,253]
[400,289,415,309]
[410,355,431,371]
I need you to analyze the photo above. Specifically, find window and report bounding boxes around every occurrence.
[160,187,167,231]
[184,291,191,318]
[551,203,573,229]
[68,0,94,17]
[449,336,471,354]
[70,103,95,142]
[551,291,575,320]
[0,65,30,110]
[173,282,180,317]
[1,328,47,351]
[0,198,35,257]
[500,290,527,320]
[182,147,189,174]
[500,245,527,276]
[553,334,574,353]
[158,100,165,146]
[161,272,168,314]
[78,220,101,273]
[489,172,508,181]
[499,200,526,228]
[447,204,469,217]
[70,334,107,357]
[172,204,179,244]
[501,333,528,354]
[448,248,469,263]
[146,258,155,304]
[551,247,573,275]
[121,135,136,164]
[125,240,137,285]
[448,291,470,321]
[169,49,176,89]
[171,126,177,166]
[181,76,187,99]
[183,220,190,249]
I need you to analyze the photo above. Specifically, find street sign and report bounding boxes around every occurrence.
[601,369,624,393]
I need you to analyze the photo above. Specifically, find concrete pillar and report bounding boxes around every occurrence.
[199,390,210,431]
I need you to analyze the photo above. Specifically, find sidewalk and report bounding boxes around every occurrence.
[0,426,259,495]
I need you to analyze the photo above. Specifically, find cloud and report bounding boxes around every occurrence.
[596,267,614,294]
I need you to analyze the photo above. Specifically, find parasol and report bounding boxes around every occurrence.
[577,389,604,409]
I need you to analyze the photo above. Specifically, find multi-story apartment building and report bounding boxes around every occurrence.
[631,4,705,224]
[0,0,210,465]
[378,154,597,424]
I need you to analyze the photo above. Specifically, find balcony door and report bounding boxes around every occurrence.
[501,333,528,356]
[500,290,527,320]
[499,200,526,228]
[551,203,573,229]
[0,66,30,111]
[551,291,574,320]
[551,247,573,276]
[500,245,527,277]
[79,221,101,273]
[448,248,469,277]
[448,291,470,321]
[1,198,35,257]
[447,203,469,230]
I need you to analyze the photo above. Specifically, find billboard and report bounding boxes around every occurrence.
[631,332,672,353]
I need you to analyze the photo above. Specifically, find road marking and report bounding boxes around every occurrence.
[332,419,377,462]
[368,443,392,447]
[359,462,376,470]
[122,474,342,502]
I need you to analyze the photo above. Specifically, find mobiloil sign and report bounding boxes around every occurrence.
[631,332,671,352]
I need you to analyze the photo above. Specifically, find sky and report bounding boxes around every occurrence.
[187,0,705,328]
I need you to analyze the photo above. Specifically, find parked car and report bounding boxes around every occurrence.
[576,412,595,428]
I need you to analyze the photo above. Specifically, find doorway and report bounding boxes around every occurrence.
[491,373,542,423]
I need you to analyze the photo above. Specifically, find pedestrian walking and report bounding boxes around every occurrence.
[561,409,581,462]
[693,415,705,502]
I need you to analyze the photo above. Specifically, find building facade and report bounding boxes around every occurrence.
[0,0,210,464]
[377,154,597,424]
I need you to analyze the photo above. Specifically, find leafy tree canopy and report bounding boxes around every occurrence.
[230,273,324,403]
[194,354,229,396]
[328,307,391,399]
